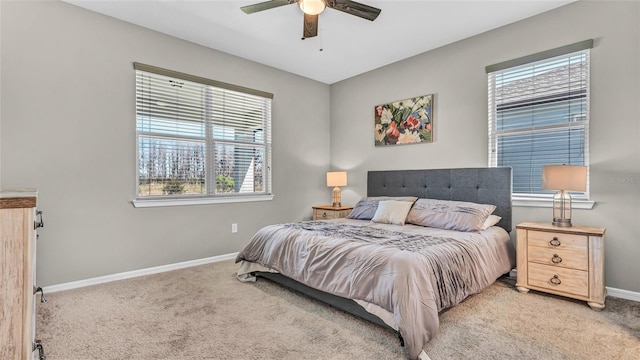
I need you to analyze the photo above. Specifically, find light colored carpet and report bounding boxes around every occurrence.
[37,260,640,360]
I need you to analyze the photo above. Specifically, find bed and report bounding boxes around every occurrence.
[236,167,514,360]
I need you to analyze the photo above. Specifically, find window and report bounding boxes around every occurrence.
[487,41,592,204]
[134,63,273,206]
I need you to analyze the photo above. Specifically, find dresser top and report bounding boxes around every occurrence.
[0,189,38,209]
[516,221,605,236]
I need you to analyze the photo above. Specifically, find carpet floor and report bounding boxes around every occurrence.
[37,260,640,360]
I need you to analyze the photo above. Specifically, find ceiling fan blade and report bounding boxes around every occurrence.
[241,0,297,14]
[302,13,319,39]
[327,0,381,21]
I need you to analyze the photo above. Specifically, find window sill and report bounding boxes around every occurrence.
[132,194,274,208]
[512,196,594,209]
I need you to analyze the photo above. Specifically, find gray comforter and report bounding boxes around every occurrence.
[236,219,514,359]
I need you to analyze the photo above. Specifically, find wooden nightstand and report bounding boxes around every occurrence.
[312,205,353,220]
[516,222,606,310]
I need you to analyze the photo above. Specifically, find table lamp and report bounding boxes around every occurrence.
[326,171,347,207]
[542,165,587,227]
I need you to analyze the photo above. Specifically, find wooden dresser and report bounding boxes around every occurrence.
[516,222,606,310]
[0,189,45,359]
[312,205,353,220]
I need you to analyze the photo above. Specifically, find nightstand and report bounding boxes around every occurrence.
[312,205,353,220]
[516,222,606,310]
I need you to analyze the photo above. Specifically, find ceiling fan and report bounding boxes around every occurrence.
[241,0,381,39]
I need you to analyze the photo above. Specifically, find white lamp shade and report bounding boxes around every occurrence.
[326,171,347,187]
[542,165,587,192]
[299,0,326,15]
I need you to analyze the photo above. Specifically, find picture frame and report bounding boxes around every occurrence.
[374,94,433,146]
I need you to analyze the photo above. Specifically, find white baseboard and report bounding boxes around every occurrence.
[606,287,640,302]
[43,252,238,294]
[508,268,639,303]
[43,259,640,303]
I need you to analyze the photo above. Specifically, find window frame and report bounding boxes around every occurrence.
[486,41,595,209]
[132,63,274,208]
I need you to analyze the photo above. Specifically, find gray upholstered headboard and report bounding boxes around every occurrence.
[367,167,512,233]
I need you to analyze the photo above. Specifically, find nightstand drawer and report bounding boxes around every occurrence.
[314,209,338,220]
[527,245,588,271]
[312,205,353,220]
[528,230,587,251]
[528,262,588,298]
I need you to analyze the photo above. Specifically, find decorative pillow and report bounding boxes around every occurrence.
[406,199,496,232]
[347,196,418,220]
[370,200,414,226]
[480,215,502,230]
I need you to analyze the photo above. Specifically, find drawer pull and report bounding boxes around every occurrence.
[34,210,44,230]
[549,275,562,285]
[549,237,561,247]
[34,340,46,360]
[322,212,327,218]
[34,286,48,303]
[551,254,563,264]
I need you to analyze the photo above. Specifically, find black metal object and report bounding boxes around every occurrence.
[33,210,47,359]
[549,275,562,285]
[34,340,46,360]
[34,210,44,230]
[34,286,47,303]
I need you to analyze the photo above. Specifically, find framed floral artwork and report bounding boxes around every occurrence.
[374,94,433,146]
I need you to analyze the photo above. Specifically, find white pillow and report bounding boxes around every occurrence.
[371,200,414,226]
[481,215,502,230]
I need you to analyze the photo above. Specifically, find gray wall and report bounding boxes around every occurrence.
[2,1,639,294]
[330,0,640,293]
[0,0,2,184]
[0,1,331,286]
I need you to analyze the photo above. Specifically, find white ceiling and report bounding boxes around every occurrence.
[63,0,575,84]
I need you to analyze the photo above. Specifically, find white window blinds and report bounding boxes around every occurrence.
[487,41,591,198]
[135,63,272,199]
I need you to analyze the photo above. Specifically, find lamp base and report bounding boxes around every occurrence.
[552,218,572,227]
[332,186,341,208]
[552,190,573,227]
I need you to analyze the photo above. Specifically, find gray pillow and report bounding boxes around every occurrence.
[405,198,496,232]
[347,196,418,220]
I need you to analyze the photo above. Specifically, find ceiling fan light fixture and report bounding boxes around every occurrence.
[299,0,326,16]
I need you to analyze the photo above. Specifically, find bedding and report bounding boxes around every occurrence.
[481,214,502,230]
[347,196,418,220]
[370,200,414,225]
[406,198,496,232]
[236,218,514,360]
